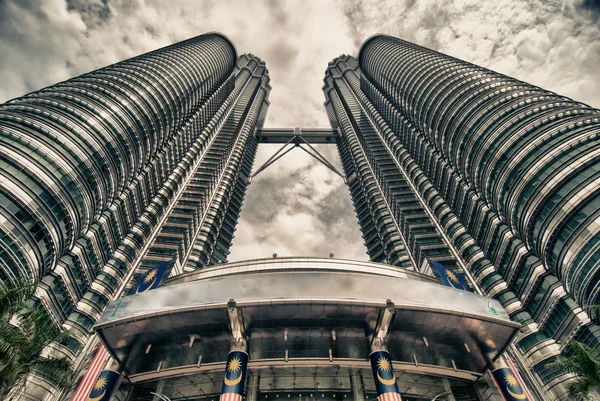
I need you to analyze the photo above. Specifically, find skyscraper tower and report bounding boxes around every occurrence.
[0,32,271,398]
[324,35,600,399]
[1,32,598,401]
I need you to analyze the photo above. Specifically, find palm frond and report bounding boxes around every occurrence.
[0,323,27,377]
[0,279,75,396]
[569,377,596,401]
[32,357,74,391]
[550,341,600,400]
[1,374,27,401]
[0,280,36,319]
[18,308,58,343]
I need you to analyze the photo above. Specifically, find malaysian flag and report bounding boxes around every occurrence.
[129,258,175,295]
[71,345,109,401]
[220,391,243,401]
[369,350,403,401]
[492,367,530,401]
[84,370,120,401]
[219,351,248,401]
[378,392,402,401]
[430,261,472,292]
[506,358,534,400]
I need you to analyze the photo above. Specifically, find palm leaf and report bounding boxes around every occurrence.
[0,320,28,374]
[0,280,75,396]
[0,280,36,319]
[569,377,596,401]
[551,341,600,399]
[32,357,74,391]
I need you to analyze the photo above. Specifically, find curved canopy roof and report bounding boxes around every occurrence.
[94,258,519,383]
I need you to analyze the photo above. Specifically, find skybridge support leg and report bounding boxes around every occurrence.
[220,300,249,401]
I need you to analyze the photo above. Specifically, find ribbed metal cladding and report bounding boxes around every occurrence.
[324,55,467,272]
[0,33,236,284]
[359,35,600,308]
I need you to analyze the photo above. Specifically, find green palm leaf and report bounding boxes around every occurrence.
[0,280,36,319]
[551,341,600,400]
[0,280,75,398]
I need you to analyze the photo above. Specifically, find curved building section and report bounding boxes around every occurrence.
[0,34,273,401]
[325,55,464,275]
[57,55,267,346]
[183,55,270,270]
[0,33,236,283]
[358,35,600,308]
[18,53,272,401]
[94,257,519,401]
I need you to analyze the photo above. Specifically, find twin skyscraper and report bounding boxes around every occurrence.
[0,32,598,401]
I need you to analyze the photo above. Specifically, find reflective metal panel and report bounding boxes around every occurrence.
[94,258,519,380]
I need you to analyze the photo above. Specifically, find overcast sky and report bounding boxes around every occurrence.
[1,0,599,263]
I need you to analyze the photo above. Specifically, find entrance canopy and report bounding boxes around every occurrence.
[94,258,519,383]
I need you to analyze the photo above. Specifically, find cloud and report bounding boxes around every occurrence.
[343,0,600,108]
[0,0,87,101]
[230,145,367,261]
[580,0,600,13]
[264,39,300,71]
[1,0,598,263]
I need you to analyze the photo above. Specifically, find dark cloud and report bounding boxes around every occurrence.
[264,39,300,70]
[0,0,87,100]
[579,0,600,18]
[66,0,111,28]
[342,0,600,108]
[581,0,600,10]
[317,181,357,225]
[231,143,367,261]
[266,0,289,28]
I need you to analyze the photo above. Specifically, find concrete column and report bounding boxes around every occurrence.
[246,372,259,401]
[220,340,249,401]
[350,371,365,401]
[442,379,456,401]
[369,348,402,401]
